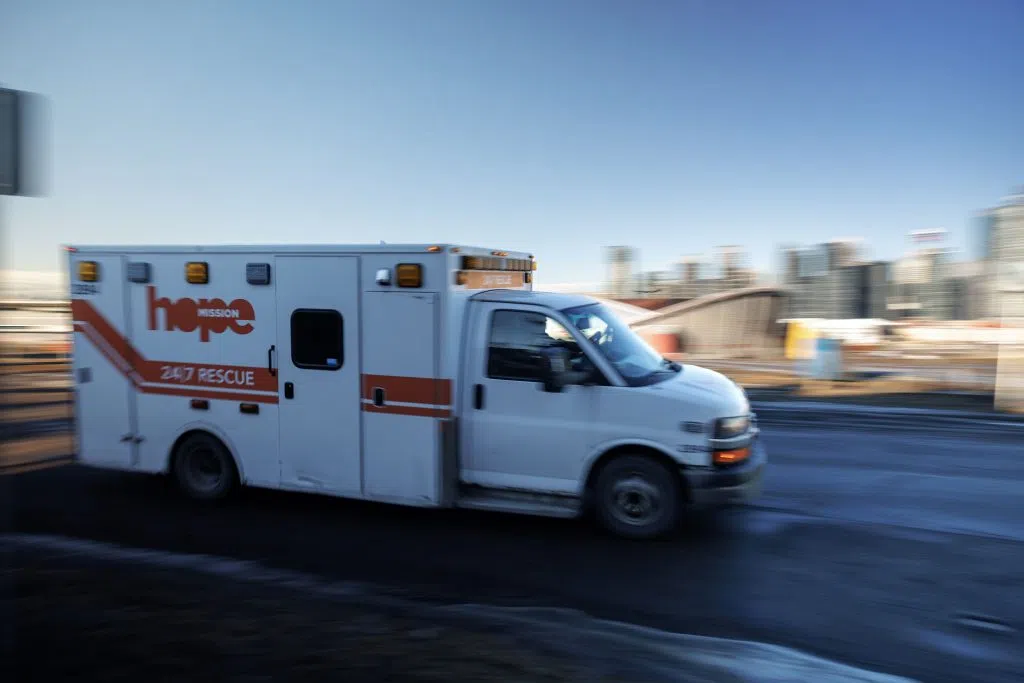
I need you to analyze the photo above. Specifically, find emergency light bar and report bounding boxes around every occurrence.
[461,255,535,272]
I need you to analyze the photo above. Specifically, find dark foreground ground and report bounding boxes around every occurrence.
[3,410,1024,682]
[7,548,640,683]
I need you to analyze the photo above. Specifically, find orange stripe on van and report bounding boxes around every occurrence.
[361,374,452,407]
[71,300,143,368]
[72,299,279,404]
[72,299,450,414]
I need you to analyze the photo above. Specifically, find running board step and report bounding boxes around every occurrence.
[456,486,581,519]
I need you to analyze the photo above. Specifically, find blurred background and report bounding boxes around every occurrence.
[3,2,1024,682]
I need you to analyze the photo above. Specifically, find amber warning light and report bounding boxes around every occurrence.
[78,261,99,282]
[461,255,533,272]
[395,264,423,288]
[186,262,209,284]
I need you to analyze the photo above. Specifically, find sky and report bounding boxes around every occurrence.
[2,0,1022,285]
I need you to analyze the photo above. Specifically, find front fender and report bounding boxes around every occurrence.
[579,437,682,493]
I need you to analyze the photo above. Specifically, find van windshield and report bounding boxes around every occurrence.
[561,303,680,386]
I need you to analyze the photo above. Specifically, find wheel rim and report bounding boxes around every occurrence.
[183,443,225,494]
[607,473,663,527]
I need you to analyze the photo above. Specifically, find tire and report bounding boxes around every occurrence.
[594,455,681,539]
[172,432,237,501]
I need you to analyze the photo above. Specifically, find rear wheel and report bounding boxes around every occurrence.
[173,432,237,501]
[594,455,681,539]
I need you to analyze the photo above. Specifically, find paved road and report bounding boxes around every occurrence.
[4,422,1023,683]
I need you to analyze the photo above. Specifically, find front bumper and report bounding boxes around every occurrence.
[682,438,766,506]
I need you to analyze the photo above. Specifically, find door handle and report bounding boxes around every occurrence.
[284,382,294,399]
[373,387,385,406]
[268,345,277,376]
[474,384,485,410]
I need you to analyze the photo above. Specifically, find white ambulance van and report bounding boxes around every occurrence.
[66,243,764,538]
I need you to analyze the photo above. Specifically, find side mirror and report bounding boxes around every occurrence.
[540,346,572,393]
[540,347,599,392]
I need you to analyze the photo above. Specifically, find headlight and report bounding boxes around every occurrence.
[714,415,749,439]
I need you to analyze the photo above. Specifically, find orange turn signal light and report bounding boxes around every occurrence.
[713,447,750,465]
[396,263,423,288]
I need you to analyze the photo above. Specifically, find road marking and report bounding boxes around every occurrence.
[2,533,920,683]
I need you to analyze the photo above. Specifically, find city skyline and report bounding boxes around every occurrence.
[603,187,1020,281]
[598,187,1022,322]
[3,184,1019,296]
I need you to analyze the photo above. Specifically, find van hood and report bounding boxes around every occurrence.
[644,364,750,417]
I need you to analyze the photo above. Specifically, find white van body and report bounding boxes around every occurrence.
[66,243,764,538]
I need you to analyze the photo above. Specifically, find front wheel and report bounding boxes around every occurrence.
[594,455,681,539]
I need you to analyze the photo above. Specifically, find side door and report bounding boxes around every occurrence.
[68,253,137,468]
[275,256,361,495]
[361,291,445,504]
[460,303,595,495]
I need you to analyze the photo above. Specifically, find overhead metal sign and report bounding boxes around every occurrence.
[0,87,20,195]
[0,86,46,197]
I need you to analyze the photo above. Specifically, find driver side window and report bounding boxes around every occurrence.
[486,310,579,382]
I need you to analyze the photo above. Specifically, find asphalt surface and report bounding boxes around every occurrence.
[4,420,1024,683]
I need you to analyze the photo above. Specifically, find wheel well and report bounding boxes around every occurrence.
[167,429,239,481]
[583,444,690,510]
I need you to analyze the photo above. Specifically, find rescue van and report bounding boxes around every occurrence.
[66,243,765,538]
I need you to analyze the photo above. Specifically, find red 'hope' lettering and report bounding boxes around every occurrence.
[147,286,255,342]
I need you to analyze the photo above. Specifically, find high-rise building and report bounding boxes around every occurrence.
[778,245,801,286]
[981,189,1024,317]
[673,257,707,299]
[825,239,860,271]
[888,231,955,320]
[823,264,873,319]
[782,240,867,319]
[679,258,701,284]
[977,212,997,261]
[717,245,749,289]
[919,248,953,320]
[799,244,829,278]
[605,246,637,299]
[866,261,891,319]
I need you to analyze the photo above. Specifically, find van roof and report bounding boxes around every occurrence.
[471,289,598,310]
[65,243,532,257]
